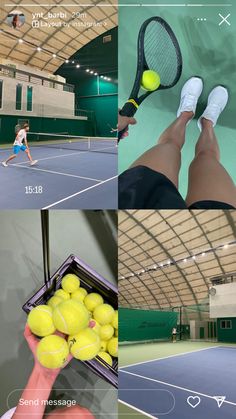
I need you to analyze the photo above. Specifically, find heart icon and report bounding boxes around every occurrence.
[187,396,201,408]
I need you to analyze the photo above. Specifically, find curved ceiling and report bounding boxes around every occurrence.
[119,210,236,310]
[0,0,117,73]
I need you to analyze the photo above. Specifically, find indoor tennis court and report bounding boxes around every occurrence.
[0,1,117,209]
[118,210,236,418]
[118,0,236,199]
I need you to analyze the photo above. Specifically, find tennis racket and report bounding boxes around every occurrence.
[118,17,182,141]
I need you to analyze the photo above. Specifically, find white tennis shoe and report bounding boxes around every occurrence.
[30,160,38,166]
[2,161,8,167]
[177,77,203,119]
[197,86,229,131]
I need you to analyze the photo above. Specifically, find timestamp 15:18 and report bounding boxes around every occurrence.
[25,186,43,194]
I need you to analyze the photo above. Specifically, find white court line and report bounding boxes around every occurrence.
[12,150,89,164]
[42,175,118,209]
[120,370,236,407]
[120,345,221,369]
[8,146,117,165]
[10,163,102,183]
[119,399,158,419]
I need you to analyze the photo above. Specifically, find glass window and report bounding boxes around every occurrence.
[27,86,33,111]
[220,320,232,329]
[16,84,22,110]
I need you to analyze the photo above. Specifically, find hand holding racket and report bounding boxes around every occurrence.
[118,16,182,142]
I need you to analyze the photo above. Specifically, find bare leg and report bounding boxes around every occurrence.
[186,118,236,207]
[5,154,17,164]
[130,112,193,188]
[25,149,33,162]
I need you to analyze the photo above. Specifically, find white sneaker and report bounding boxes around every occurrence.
[197,86,229,131]
[177,77,204,119]
[2,161,8,167]
[30,160,38,166]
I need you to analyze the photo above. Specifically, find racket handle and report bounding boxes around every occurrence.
[118,126,128,142]
[118,101,138,142]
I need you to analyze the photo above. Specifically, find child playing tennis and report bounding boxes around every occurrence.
[2,123,38,167]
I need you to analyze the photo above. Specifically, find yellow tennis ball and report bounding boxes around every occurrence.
[99,324,114,341]
[89,318,101,334]
[100,340,107,352]
[141,70,160,91]
[53,300,89,335]
[28,305,56,337]
[93,304,115,326]
[107,337,118,357]
[68,328,101,361]
[97,351,113,367]
[111,310,118,329]
[37,335,69,369]
[84,293,104,312]
[54,289,70,301]
[71,287,88,303]
[47,296,63,309]
[61,274,80,293]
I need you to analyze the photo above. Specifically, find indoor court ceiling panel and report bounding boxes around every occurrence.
[119,210,236,310]
[0,0,117,72]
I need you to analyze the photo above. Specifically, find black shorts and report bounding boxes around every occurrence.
[119,166,235,210]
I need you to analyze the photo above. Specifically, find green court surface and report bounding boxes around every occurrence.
[118,0,236,199]
[119,341,236,418]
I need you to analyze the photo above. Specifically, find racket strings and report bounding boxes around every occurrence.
[144,21,181,87]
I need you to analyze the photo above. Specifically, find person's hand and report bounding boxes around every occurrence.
[118,113,137,139]
[24,324,73,381]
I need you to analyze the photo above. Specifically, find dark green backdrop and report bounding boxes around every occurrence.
[57,27,118,137]
[119,308,178,342]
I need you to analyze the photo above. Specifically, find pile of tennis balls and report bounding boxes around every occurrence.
[27,273,118,369]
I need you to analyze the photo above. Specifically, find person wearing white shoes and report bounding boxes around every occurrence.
[2,123,38,167]
[119,77,236,209]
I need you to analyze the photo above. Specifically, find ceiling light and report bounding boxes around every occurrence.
[107,78,111,81]
[18,39,23,43]
[100,75,104,78]
[52,54,57,58]
[224,244,229,249]
[183,258,187,263]
[192,255,196,260]
[201,252,205,257]
[94,72,98,76]
[76,64,80,68]
[65,59,69,63]
[86,69,90,72]
[90,71,94,74]
[37,47,41,52]
[72,60,75,64]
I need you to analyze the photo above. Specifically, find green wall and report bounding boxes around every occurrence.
[0,115,93,144]
[217,318,236,343]
[119,308,178,342]
[56,27,118,137]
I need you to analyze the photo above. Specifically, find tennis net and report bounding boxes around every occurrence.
[27,132,117,154]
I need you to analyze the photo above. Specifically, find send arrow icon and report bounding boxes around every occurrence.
[213,396,226,408]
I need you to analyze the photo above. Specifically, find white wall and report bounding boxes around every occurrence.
[190,320,208,339]
[0,75,75,117]
[210,282,236,318]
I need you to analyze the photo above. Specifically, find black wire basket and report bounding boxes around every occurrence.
[22,254,118,388]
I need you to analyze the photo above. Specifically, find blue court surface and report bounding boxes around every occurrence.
[0,145,117,209]
[119,346,236,418]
